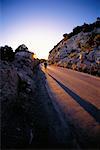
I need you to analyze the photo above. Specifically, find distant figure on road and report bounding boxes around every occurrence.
[44,62,47,69]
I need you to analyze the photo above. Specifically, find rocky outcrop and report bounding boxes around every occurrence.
[48,19,100,76]
[15,44,28,53]
[0,45,40,148]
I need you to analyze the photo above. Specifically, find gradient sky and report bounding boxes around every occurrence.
[0,0,100,59]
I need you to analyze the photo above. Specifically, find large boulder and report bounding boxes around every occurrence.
[15,44,28,53]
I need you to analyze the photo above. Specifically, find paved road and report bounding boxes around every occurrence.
[42,65,100,148]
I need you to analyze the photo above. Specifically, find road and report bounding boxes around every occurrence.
[42,65,100,148]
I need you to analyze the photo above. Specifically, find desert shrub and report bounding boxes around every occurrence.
[63,33,69,40]
[82,23,90,32]
[63,33,68,38]
[73,26,82,35]
[68,32,74,38]
[0,45,14,61]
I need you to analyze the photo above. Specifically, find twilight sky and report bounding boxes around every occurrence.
[0,0,100,59]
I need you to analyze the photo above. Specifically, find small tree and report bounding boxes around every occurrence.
[0,45,14,61]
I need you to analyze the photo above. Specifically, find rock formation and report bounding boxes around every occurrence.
[48,18,100,76]
[0,45,40,148]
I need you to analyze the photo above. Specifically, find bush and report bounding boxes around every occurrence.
[63,33,69,40]
[73,26,82,35]
[0,45,14,61]
[82,23,90,32]
[63,33,68,38]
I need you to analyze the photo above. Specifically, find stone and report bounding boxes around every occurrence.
[0,61,18,106]
[48,19,100,76]
[87,51,95,62]
[0,45,39,148]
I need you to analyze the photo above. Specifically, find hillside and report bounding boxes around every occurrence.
[48,18,100,76]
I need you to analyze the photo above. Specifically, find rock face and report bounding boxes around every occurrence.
[0,45,40,148]
[48,19,100,76]
[15,44,28,53]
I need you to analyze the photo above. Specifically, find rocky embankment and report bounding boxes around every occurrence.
[48,18,100,76]
[0,45,40,148]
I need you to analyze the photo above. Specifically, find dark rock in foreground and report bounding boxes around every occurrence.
[0,46,39,148]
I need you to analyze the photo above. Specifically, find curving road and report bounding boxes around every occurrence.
[42,65,100,148]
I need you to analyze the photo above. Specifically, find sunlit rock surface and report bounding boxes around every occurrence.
[48,19,100,76]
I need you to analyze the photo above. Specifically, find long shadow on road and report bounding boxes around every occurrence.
[48,73,100,123]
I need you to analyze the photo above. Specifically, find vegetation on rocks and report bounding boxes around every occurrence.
[0,45,40,148]
[0,45,15,61]
[48,18,100,76]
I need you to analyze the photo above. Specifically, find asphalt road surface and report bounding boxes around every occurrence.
[42,65,100,148]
